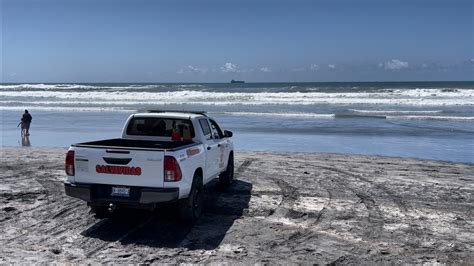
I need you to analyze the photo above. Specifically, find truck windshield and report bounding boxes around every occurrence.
[126,117,195,138]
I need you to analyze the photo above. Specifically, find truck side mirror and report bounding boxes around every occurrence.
[224,130,233,138]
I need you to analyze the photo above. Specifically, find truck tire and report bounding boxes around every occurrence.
[178,174,203,222]
[90,205,109,219]
[219,153,234,189]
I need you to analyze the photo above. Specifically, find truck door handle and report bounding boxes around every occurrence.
[103,157,132,165]
[207,146,211,150]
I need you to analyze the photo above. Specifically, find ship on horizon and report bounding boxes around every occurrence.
[230,79,245,84]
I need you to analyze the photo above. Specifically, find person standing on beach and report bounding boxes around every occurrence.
[20,110,32,136]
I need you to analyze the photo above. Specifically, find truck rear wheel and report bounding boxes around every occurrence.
[90,205,109,219]
[219,153,234,189]
[178,174,203,222]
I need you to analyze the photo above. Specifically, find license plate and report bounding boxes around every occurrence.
[111,187,130,197]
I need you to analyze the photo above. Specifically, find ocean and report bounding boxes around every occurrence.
[1,82,473,163]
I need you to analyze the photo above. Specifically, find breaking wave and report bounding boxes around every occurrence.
[1,83,473,122]
[1,105,472,122]
[386,115,474,121]
[1,88,473,106]
[0,83,207,92]
[348,109,445,115]
[220,112,335,119]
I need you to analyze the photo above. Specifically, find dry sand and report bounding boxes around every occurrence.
[0,147,472,264]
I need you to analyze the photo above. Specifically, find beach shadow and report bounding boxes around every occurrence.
[80,180,252,250]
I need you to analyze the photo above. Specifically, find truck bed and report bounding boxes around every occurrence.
[72,138,197,151]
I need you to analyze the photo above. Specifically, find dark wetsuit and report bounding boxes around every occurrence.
[22,113,32,130]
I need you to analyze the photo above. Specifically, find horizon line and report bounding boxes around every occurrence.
[1,80,473,84]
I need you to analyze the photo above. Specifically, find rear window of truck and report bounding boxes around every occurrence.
[126,117,195,138]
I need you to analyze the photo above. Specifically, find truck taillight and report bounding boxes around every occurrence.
[65,150,75,176]
[164,156,182,182]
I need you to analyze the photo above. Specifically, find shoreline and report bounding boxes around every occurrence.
[1,146,473,166]
[1,147,473,263]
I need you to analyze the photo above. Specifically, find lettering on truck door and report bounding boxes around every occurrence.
[199,118,220,180]
[209,119,227,172]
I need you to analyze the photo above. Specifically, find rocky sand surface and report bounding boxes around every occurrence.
[0,148,472,264]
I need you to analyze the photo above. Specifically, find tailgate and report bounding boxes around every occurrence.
[73,147,164,188]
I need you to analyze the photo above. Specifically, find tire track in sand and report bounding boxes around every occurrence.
[235,159,253,176]
[266,178,328,245]
[6,200,87,245]
[68,210,159,258]
[315,164,409,213]
[315,165,385,239]
[313,164,418,242]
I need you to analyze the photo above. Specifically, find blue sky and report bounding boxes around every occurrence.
[1,0,473,82]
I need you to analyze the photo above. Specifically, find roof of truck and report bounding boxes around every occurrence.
[133,112,207,119]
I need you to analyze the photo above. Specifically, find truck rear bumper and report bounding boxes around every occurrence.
[64,182,179,204]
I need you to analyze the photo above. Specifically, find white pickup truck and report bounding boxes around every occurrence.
[64,110,234,221]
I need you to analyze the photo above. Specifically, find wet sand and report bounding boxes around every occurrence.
[0,148,472,264]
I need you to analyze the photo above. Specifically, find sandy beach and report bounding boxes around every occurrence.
[0,147,472,264]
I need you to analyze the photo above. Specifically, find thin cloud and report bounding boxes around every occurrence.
[379,59,409,70]
[221,62,239,73]
[310,64,320,71]
[328,64,336,69]
[188,65,207,74]
[291,67,306,72]
[260,67,271,72]
[177,65,208,74]
[418,61,443,70]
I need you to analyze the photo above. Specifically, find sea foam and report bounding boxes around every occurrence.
[1,89,473,106]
